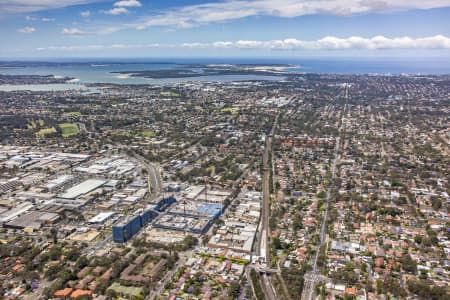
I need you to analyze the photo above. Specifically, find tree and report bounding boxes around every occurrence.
[408,279,448,300]
[75,256,89,270]
[401,254,417,274]
[228,281,241,298]
[66,248,81,261]
[105,288,117,299]
[317,191,327,199]
[272,237,282,249]
[250,269,265,300]
[275,181,281,190]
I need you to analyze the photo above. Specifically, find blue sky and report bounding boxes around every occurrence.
[1,0,450,58]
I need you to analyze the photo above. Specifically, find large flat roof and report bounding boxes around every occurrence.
[88,211,115,223]
[0,202,33,223]
[60,179,107,199]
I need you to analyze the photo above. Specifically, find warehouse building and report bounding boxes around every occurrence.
[60,179,107,199]
[0,202,34,223]
[88,212,115,224]
[4,211,60,231]
[45,175,74,192]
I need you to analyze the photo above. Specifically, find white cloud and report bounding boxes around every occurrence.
[80,10,91,17]
[1,0,106,14]
[205,35,450,50]
[36,43,160,51]
[36,35,450,51]
[26,15,54,21]
[17,26,36,33]
[102,7,129,15]
[131,0,450,29]
[114,0,141,7]
[62,28,91,35]
[37,45,104,51]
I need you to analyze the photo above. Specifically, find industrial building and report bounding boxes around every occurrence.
[0,202,34,223]
[110,187,147,203]
[88,212,115,224]
[2,152,90,170]
[52,198,89,209]
[3,211,60,231]
[183,185,205,200]
[45,175,74,192]
[74,156,136,177]
[207,224,257,254]
[60,179,107,199]
[207,191,261,254]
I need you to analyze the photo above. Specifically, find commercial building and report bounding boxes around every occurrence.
[151,196,176,212]
[207,191,261,254]
[112,209,157,243]
[74,156,136,177]
[207,224,257,254]
[183,185,205,200]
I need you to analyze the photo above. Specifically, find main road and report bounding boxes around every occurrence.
[147,250,193,300]
[124,146,162,194]
[301,136,340,300]
[301,85,351,300]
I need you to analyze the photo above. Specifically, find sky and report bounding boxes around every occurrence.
[1,0,450,58]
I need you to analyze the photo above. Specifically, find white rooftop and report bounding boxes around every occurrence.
[88,211,115,223]
[60,179,107,199]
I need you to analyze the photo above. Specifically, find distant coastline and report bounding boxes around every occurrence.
[111,63,294,79]
[0,58,448,87]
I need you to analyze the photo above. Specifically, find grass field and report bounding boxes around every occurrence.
[59,123,79,137]
[139,130,156,138]
[107,282,143,298]
[160,91,180,97]
[36,127,56,138]
[220,108,239,115]
[66,111,82,116]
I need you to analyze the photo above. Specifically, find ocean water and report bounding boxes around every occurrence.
[0,57,448,91]
[0,62,285,85]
